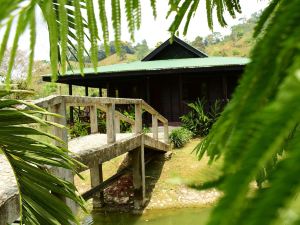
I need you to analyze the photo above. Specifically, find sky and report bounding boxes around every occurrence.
[12,0,269,60]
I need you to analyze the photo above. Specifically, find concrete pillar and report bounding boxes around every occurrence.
[135,103,142,134]
[89,105,105,207]
[106,103,116,144]
[152,115,158,140]
[129,136,145,209]
[48,102,77,215]
[114,115,121,133]
[90,105,98,134]
[90,163,104,208]
[164,122,169,144]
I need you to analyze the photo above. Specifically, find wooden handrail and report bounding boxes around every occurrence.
[141,100,168,123]
[24,95,168,143]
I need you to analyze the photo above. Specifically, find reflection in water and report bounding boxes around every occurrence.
[82,207,211,225]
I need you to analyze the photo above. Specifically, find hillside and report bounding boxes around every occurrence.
[201,14,259,57]
[98,53,137,66]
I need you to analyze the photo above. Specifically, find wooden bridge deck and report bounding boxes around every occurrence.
[69,132,169,172]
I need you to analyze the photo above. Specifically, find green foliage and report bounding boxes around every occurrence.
[167,0,241,34]
[175,0,300,225]
[120,106,135,132]
[0,0,158,85]
[169,127,193,148]
[0,90,85,224]
[69,120,89,138]
[181,99,223,137]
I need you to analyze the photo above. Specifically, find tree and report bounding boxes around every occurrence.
[203,32,223,46]
[191,36,205,51]
[134,40,150,60]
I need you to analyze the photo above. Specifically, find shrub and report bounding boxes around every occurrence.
[181,99,223,137]
[169,127,193,148]
[120,106,135,132]
[69,120,89,138]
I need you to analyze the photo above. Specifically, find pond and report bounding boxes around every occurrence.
[82,207,211,225]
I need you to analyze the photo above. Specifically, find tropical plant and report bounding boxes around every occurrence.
[181,99,223,137]
[69,120,89,138]
[169,0,300,225]
[0,89,85,224]
[169,127,193,148]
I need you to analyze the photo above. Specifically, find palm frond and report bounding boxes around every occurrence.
[27,9,36,83]
[111,0,121,53]
[98,0,110,54]
[86,0,99,70]
[73,0,85,75]
[58,0,68,74]
[0,91,86,224]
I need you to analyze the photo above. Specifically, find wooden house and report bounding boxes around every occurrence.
[43,37,249,123]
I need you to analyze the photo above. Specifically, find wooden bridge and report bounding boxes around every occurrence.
[0,95,169,225]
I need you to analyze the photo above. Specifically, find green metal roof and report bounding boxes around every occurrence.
[65,57,249,75]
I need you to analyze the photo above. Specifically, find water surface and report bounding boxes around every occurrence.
[83,207,211,225]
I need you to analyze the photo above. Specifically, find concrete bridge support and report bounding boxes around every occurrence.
[129,142,146,209]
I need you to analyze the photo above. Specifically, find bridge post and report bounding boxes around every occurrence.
[114,114,121,133]
[106,103,116,143]
[152,115,158,140]
[90,105,105,208]
[164,122,169,144]
[130,103,146,209]
[48,101,77,215]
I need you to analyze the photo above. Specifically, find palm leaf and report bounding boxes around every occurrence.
[0,91,86,224]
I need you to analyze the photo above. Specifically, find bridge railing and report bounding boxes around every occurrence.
[31,95,169,144]
[21,95,169,212]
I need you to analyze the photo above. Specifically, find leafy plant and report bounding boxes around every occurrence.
[121,106,135,132]
[69,120,89,138]
[181,99,223,137]
[169,127,193,148]
[0,89,85,224]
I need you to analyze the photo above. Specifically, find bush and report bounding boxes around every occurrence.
[181,99,223,137]
[69,120,89,138]
[169,127,193,148]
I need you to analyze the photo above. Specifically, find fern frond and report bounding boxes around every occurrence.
[254,0,281,37]
[73,0,85,75]
[206,0,213,30]
[125,0,135,41]
[111,0,121,53]
[86,0,99,70]
[168,0,193,35]
[150,0,157,18]
[215,0,227,27]
[98,0,110,55]
[132,0,141,29]
[183,0,199,35]
[197,0,300,224]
